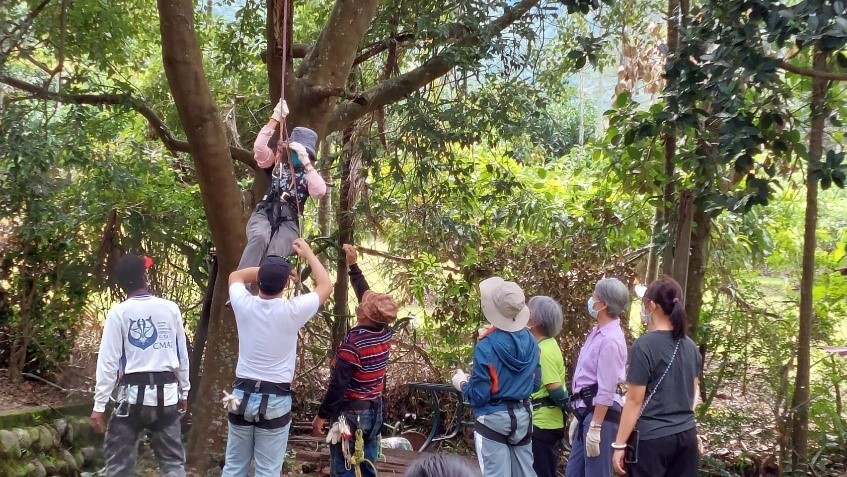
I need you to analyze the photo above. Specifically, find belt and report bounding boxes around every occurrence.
[340,399,381,411]
[121,371,177,386]
[490,398,530,406]
[234,378,291,395]
[573,406,622,425]
[119,372,177,414]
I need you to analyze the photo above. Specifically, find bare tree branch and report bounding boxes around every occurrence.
[0,75,255,168]
[776,58,847,81]
[353,33,415,67]
[327,0,541,133]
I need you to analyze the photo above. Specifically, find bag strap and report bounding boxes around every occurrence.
[639,338,681,417]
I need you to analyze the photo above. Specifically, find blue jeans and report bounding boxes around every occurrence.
[222,389,292,477]
[329,406,382,477]
[565,407,619,477]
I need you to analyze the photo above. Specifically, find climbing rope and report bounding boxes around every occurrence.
[346,428,379,477]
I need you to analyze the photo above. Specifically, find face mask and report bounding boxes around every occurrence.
[289,150,304,167]
[640,304,652,326]
[587,297,600,319]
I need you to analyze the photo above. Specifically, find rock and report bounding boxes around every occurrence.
[64,422,75,445]
[37,426,54,451]
[41,456,62,475]
[28,428,41,449]
[12,427,33,449]
[48,426,61,449]
[28,460,47,477]
[62,449,78,472]
[80,446,98,463]
[53,418,68,439]
[0,429,22,458]
[73,449,84,468]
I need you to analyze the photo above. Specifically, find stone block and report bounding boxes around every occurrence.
[52,419,68,440]
[0,429,22,458]
[36,426,53,451]
[12,428,33,449]
[27,460,46,477]
[61,449,78,472]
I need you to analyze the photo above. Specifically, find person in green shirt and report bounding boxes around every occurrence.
[528,296,570,477]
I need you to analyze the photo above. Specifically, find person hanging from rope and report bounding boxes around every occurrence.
[221,238,332,477]
[311,244,399,477]
[91,254,190,477]
[238,99,327,270]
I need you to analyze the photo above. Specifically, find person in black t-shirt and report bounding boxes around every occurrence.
[612,276,702,477]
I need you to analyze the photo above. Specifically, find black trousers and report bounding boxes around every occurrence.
[532,426,565,477]
[626,426,699,477]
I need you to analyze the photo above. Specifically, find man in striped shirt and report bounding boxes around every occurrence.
[312,244,398,477]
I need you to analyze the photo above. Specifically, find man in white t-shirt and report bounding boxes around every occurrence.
[91,254,190,477]
[222,238,332,477]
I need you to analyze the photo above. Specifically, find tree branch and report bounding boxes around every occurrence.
[776,58,847,81]
[353,33,415,67]
[0,75,255,168]
[259,42,312,64]
[327,0,541,133]
[299,0,380,89]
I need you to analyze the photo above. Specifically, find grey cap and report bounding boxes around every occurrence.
[288,127,317,160]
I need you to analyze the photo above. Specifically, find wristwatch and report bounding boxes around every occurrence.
[590,421,602,429]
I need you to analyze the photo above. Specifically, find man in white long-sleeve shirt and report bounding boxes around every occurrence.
[91,253,190,477]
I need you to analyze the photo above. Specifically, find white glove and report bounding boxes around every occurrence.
[272,99,289,122]
[568,416,579,444]
[451,370,468,391]
[326,422,342,445]
[287,141,310,166]
[585,423,602,457]
[326,416,352,445]
[221,391,240,413]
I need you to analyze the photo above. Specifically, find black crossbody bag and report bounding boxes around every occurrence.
[625,339,681,464]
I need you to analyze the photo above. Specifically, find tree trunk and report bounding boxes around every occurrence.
[672,189,694,305]
[330,125,356,351]
[188,252,217,404]
[660,0,680,277]
[8,257,35,384]
[644,206,662,284]
[156,0,247,470]
[685,207,711,339]
[686,206,711,402]
[790,46,829,471]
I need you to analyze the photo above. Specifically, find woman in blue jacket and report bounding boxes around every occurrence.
[452,277,541,477]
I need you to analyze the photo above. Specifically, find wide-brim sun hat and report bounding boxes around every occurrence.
[479,276,530,332]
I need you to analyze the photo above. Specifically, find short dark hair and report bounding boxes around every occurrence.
[113,254,147,293]
[644,275,687,340]
[404,454,481,477]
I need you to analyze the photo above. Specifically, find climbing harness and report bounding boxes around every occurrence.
[473,399,534,446]
[225,378,293,430]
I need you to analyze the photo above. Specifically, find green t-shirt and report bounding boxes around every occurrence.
[531,338,566,429]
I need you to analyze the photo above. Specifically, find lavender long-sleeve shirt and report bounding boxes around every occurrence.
[571,318,627,408]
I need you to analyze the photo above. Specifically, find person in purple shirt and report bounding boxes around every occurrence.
[566,277,629,477]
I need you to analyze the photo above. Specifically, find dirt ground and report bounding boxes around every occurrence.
[0,369,73,412]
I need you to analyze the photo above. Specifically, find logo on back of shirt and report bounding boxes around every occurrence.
[128,316,158,350]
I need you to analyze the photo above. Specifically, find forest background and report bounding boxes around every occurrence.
[2,0,847,475]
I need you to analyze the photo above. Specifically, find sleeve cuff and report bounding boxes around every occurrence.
[93,401,107,413]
